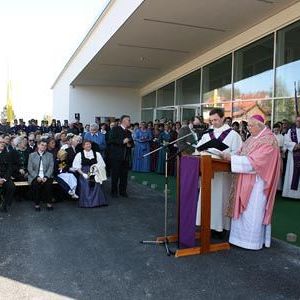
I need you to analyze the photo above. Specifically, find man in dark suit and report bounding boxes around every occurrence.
[27,134,37,153]
[177,120,198,155]
[0,137,15,212]
[108,115,132,197]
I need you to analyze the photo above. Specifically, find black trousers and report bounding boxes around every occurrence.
[111,160,129,195]
[0,179,15,209]
[31,178,53,205]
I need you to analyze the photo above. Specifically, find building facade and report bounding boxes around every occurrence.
[52,0,300,125]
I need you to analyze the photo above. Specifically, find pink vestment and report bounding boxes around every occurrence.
[233,128,281,225]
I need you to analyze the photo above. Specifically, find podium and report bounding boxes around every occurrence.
[157,154,231,257]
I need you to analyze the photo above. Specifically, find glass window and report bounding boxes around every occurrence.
[157,82,175,107]
[276,20,300,97]
[155,108,176,122]
[176,70,201,105]
[273,98,297,123]
[181,107,197,122]
[232,99,272,122]
[141,109,154,122]
[234,34,274,100]
[202,54,232,104]
[201,103,232,123]
[142,92,156,108]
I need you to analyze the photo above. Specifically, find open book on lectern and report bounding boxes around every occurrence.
[193,138,229,155]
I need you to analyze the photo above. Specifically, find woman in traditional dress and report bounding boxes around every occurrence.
[168,121,181,176]
[150,123,161,172]
[13,136,30,181]
[73,140,107,207]
[132,122,152,172]
[156,124,171,174]
[54,149,79,199]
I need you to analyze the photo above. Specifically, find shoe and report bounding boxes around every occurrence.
[211,230,226,240]
[35,206,41,212]
[120,192,128,198]
[46,205,54,211]
[72,193,79,199]
[68,190,75,196]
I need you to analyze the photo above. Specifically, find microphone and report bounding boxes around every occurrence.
[199,128,214,135]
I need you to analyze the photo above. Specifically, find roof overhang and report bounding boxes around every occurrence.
[69,0,298,89]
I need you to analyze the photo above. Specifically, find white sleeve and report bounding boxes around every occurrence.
[284,130,296,152]
[230,132,243,155]
[278,135,284,148]
[231,155,254,174]
[72,153,82,170]
[195,133,209,148]
[96,152,106,168]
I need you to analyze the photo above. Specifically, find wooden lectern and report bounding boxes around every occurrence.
[157,154,231,258]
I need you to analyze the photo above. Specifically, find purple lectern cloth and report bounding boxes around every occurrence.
[179,156,199,248]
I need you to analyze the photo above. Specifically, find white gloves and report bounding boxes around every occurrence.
[82,173,89,180]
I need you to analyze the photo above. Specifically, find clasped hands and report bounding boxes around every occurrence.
[220,152,231,161]
[37,177,47,183]
[82,173,89,180]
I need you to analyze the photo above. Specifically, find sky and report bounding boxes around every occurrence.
[0,0,106,122]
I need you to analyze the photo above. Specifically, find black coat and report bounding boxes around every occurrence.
[27,144,37,153]
[65,147,77,169]
[177,126,197,155]
[0,151,12,180]
[108,126,132,161]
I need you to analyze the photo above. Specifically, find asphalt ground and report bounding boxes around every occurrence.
[0,181,300,300]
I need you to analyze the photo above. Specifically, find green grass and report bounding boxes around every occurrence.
[272,194,300,247]
[129,171,300,247]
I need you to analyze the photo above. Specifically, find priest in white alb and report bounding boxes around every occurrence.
[195,108,242,236]
[282,115,300,199]
[221,115,280,250]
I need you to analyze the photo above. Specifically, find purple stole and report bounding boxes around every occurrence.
[290,127,300,190]
[209,128,232,142]
[179,156,199,248]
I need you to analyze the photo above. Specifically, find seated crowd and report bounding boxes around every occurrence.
[0,118,108,213]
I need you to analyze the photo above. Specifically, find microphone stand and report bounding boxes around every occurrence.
[140,131,194,256]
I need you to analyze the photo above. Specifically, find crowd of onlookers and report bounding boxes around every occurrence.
[0,115,297,213]
[129,116,293,175]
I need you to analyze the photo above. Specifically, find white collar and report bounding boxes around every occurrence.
[213,124,230,132]
[121,124,126,130]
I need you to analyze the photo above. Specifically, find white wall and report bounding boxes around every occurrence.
[69,86,140,124]
[52,0,144,122]
[52,81,70,121]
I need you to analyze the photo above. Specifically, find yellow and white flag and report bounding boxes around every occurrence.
[6,80,15,123]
